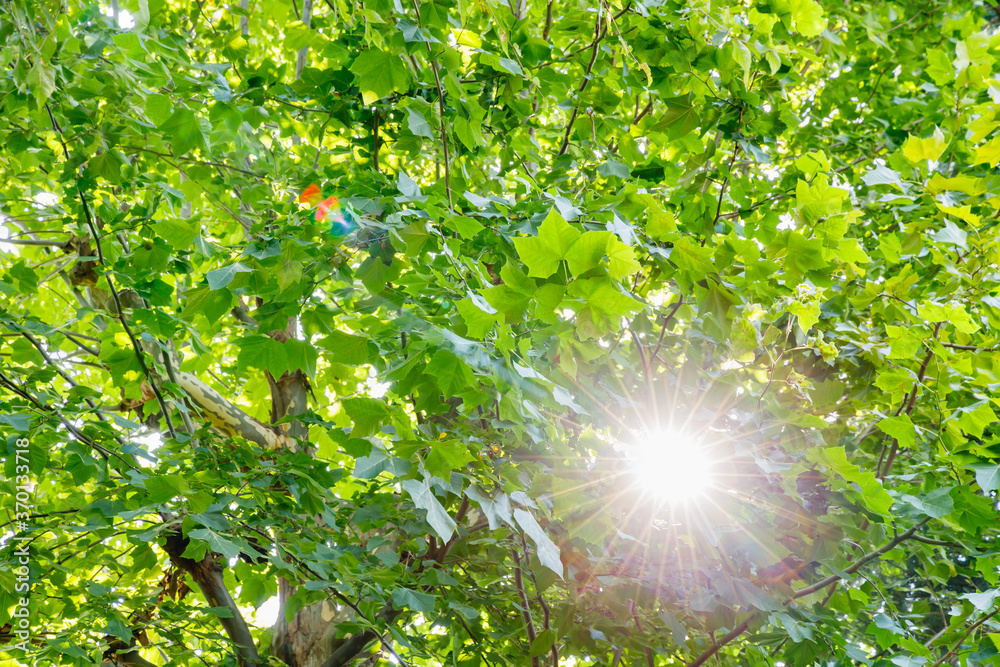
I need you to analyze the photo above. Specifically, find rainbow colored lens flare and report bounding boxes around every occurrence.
[298,184,323,206]
[298,185,354,238]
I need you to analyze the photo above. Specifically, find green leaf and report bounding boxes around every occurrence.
[236,335,289,377]
[496,57,523,76]
[27,59,56,106]
[877,415,915,449]
[425,441,475,479]
[465,485,513,529]
[650,95,700,139]
[971,465,1000,493]
[402,477,457,542]
[774,612,814,643]
[102,617,133,643]
[903,127,947,163]
[89,151,125,184]
[812,447,894,515]
[317,331,372,365]
[0,414,31,432]
[157,218,201,250]
[563,231,611,277]
[391,587,436,613]
[645,204,677,241]
[284,339,318,377]
[132,238,173,273]
[188,528,244,560]
[184,285,234,321]
[961,589,1000,612]
[794,151,831,176]
[513,209,581,278]
[788,299,819,333]
[597,159,629,179]
[350,48,413,105]
[357,255,400,294]
[901,488,954,519]
[353,449,411,479]
[424,350,474,395]
[158,108,206,156]
[732,578,782,611]
[861,165,907,192]
[925,49,955,85]
[529,630,556,658]
[884,325,921,360]
[341,397,390,438]
[973,136,1000,167]
[932,220,968,248]
[145,92,173,125]
[953,401,997,439]
[785,0,826,36]
[405,106,435,138]
[875,368,915,402]
[513,508,563,578]
[796,176,847,223]
[670,236,716,279]
[456,296,498,338]
[606,236,640,280]
[145,475,190,504]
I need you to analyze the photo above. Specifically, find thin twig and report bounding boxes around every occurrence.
[879,323,940,479]
[45,103,178,440]
[512,542,540,667]
[410,0,453,210]
[928,608,999,667]
[558,3,623,156]
[685,519,931,667]
[521,532,557,667]
[0,238,67,247]
[121,146,261,177]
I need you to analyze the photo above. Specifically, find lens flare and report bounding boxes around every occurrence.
[298,186,354,238]
[315,195,339,222]
[629,428,714,504]
[298,184,323,206]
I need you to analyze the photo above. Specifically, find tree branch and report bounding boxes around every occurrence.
[45,103,178,440]
[320,603,401,667]
[162,528,261,667]
[880,324,940,479]
[170,367,290,449]
[410,0,453,210]
[0,237,67,247]
[295,0,313,79]
[512,541,540,667]
[685,519,931,667]
[928,608,999,667]
[121,146,261,177]
[0,368,137,468]
[557,4,613,156]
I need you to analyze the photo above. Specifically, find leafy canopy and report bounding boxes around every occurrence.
[2,0,1000,666]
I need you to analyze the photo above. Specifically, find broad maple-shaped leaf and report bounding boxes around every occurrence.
[649,94,700,139]
[158,107,206,156]
[350,48,412,105]
[513,209,581,278]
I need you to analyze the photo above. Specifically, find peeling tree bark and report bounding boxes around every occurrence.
[162,529,262,667]
[267,319,351,667]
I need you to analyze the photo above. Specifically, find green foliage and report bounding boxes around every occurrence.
[2,0,1000,666]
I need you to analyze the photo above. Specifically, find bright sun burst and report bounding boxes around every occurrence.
[629,428,715,504]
